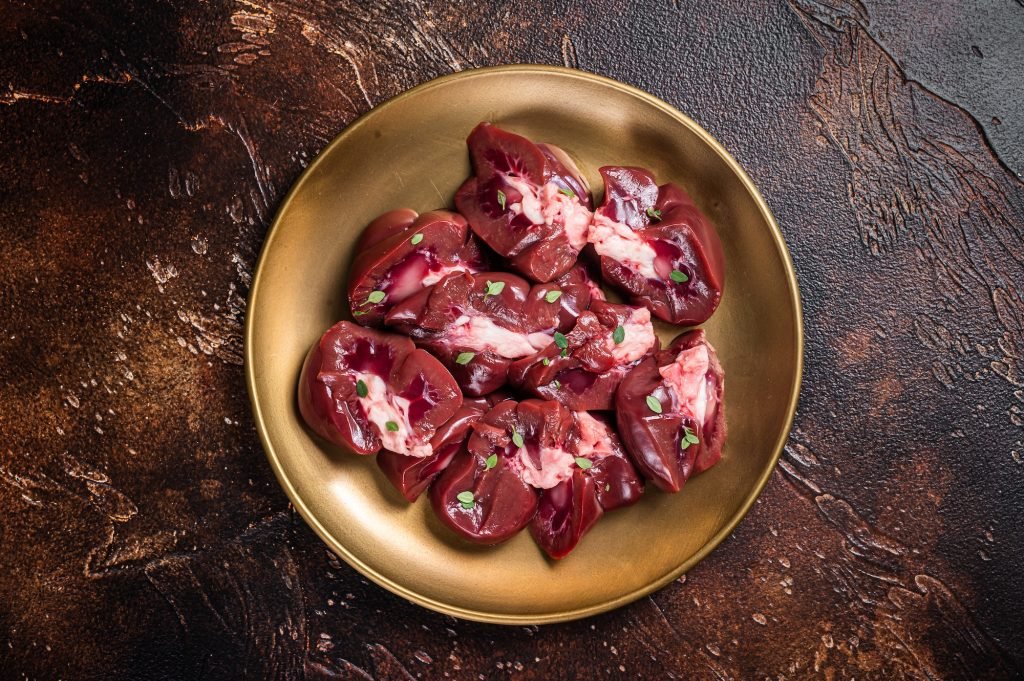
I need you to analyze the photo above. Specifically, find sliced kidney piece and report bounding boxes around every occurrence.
[530,411,644,559]
[376,397,489,502]
[508,300,658,411]
[615,329,726,492]
[347,209,488,326]
[530,468,603,561]
[454,123,593,283]
[298,321,462,457]
[430,399,568,544]
[384,270,591,396]
[432,398,644,556]
[588,166,725,325]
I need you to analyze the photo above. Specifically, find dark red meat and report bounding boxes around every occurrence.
[297,321,462,456]
[376,397,489,502]
[384,268,592,396]
[353,208,419,253]
[540,263,602,333]
[530,411,644,559]
[531,469,603,560]
[304,123,732,559]
[348,209,488,326]
[508,300,658,410]
[430,399,643,555]
[589,166,725,325]
[615,329,726,492]
[454,123,593,283]
[430,399,562,544]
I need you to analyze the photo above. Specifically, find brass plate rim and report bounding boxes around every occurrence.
[244,64,804,625]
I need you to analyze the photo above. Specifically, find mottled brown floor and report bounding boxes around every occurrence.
[1,1,1022,679]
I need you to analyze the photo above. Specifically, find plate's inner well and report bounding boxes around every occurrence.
[246,67,801,623]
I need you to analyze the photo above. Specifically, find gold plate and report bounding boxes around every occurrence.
[245,65,802,624]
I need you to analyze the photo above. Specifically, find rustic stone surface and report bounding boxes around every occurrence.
[1,0,1022,678]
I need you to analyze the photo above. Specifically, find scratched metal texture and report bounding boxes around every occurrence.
[1,0,1022,679]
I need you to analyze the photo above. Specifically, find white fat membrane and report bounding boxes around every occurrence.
[514,441,576,489]
[541,183,591,249]
[658,344,710,424]
[504,176,592,250]
[587,212,659,280]
[421,263,471,287]
[389,259,469,302]
[573,412,617,461]
[505,175,545,225]
[606,306,656,364]
[355,373,432,458]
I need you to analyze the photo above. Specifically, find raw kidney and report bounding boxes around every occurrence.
[455,122,593,283]
[376,397,490,502]
[589,166,724,325]
[431,400,644,557]
[508,300,658,411]
[530,411,644,559]
[298,321,462,457]
[615,329,726,492]
[384,269,592,396]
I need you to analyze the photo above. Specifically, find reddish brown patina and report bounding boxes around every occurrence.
[0,0,1021,678]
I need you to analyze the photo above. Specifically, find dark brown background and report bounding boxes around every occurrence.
[2,0,1022,679]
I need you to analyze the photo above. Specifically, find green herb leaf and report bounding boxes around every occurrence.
[455,352,475,365]
[551,379,561,389]
[646,395,663,414]
[612,325,625,344]
[485,454,498,470]
[355,379,368,398]
[484,280,506,297]
[561,348,568,357]
[680,439,692,450]
[497,189,507,210]
[670,269,689,283]
[557,187,576,198]
[682,426,700,445]
[553,332,568,350]
[646,207,662,221]
[385,421,399,432]
[511,430,525,449]
[544,289,562,303]
[352,310,366,316]
[542,358,551,366]
[410,233,424,245]
[574,457,593,470]
[456,490,475,508]
[366,290,386,304]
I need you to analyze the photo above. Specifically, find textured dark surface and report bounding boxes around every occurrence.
[2,0,1023,678]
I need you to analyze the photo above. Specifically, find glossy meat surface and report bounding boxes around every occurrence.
[384,269,591,396]
[429,399,644,556]
[530,411,644,559]
[615,329,725,492]
[298,321,462,456]
[590,166,725,325]
[509,300,658,410]
[455,123,593,283]
[376,397,490,502]
[348,209,488,326]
